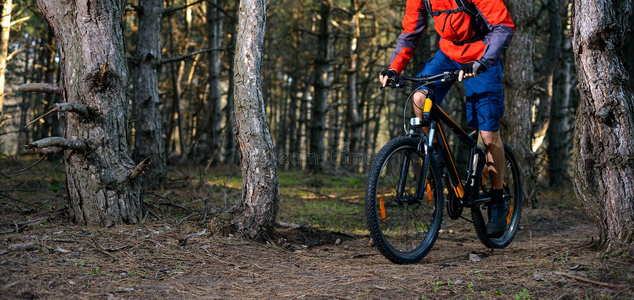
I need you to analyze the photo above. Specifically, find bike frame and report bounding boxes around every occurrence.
[409,89,493,208]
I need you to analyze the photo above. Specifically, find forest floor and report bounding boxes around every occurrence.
[0,157,632,299]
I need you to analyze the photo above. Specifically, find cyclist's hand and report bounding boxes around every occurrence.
[459,60,487,81]
[380,69,398,87]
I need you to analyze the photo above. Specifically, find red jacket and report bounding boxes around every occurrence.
[389,0,514,73]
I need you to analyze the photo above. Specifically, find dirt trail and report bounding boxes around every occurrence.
[0,163,631,299]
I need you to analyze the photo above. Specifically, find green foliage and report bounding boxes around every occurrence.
[514,288,530,300]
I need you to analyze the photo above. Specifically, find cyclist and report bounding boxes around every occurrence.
[379,0,514,238]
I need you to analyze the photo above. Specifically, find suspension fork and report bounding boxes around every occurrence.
[396,150,412,199]
[413,122,435,201]
[466,146,488,206]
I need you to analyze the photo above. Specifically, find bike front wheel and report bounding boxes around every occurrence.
[365,136,443,264]
[472,144,523,248]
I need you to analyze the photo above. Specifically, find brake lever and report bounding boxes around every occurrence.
[380,76,408,89]
[392,76,408,88]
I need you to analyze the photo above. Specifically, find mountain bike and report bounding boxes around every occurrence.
[365,71,522,264]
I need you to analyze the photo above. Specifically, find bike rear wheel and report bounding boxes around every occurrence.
[365,136,443,264]
[472,144,523,248]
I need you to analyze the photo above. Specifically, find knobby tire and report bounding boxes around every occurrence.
[365,136,444,264]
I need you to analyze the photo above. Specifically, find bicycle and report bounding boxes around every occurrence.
[365,71,522,264]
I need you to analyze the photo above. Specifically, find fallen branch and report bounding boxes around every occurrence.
[17,83,62,94]
[88,238,117,261]
[42,238,80,243]
[0,171,13,181]
[0,193,37,208]
[8,241,38,252]
[157,201,192,213]
[554,272,627,289]
[0,218,46,233]
[352,253,379,259]
[179,228,208,246]
[27,137,86,153]
[277,221,304,229]
[130,158,150,180]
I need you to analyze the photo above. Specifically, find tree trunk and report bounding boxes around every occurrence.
[502,0,538,208]
[16,36,32,153]
[36,0,143,226]
[571,0,634,254]
[286,67,300,169]
[308,0,332,172]
[547,0,572,187]
[224,8,238,165]
[345,0,362,172]
[132,0,166,189]
[195,0,225,164]
[0,0,12,120]
[232,0,279,240]
[532,0,563,153]
[629,12,634,89]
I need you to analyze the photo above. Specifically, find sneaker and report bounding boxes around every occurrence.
[486,200,509,238]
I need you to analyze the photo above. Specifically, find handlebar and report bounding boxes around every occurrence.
[384,70,461,89]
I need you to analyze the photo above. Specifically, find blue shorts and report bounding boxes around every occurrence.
[416,50,505,132]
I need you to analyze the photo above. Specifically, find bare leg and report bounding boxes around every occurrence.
[412,89,428,120]
[481,130,505,190]
[412,90,435,141]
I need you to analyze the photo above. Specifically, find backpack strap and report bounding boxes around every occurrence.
[422,0,433,16]
[452,0,488,46]
[452,35,484,46]
[423,0,479,17]
[454,0,478,18]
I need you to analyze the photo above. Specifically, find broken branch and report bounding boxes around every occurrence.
[54,102,90,117]
[20,147,63,156]
[25,109,56,128]
[27,137,86,153]
[25,102,90,128]
[130,158,150,180]
[161,48,227,65]
[163,0,205,15]
[18,83,62,94]
[15,154,49,173]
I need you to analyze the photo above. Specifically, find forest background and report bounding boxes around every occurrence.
[0,0,632,298]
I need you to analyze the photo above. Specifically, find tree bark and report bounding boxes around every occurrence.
[132,0,166,189]
[0,0,12,121]
[308,0,332,172]
[547,0,572,187]
[17,36,32,153]
[36,0,143,226]
[502,0,538,208]
[232,0,279,240]
[224,6,238,165]
[533,0,563,153]
[571,0,634,254]
[195,0,225,164]
[345,0,362,172]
